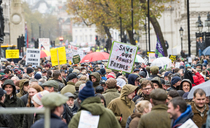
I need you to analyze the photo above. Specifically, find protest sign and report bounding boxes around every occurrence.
[73,55,80,64]
[169,55,177,62]
[39,38,50,52]
[6,49,19,58]
[78,110,99,128]
[26,48,40,66]
[50,47,67,66]
[149,53,156,63]
[107,41,137,73]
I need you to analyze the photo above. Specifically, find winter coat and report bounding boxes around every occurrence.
[89,72,101,88]
[147,74,159,81]
[193,72,205,86]
[102,88,120,106]
[0,102,16,128]
[107,84,138,128]
[20,93,29,106]
[179,79,192,92]
[31,113,67,128]
[22,113,43,128]
[68,97,121,128]
[16,79,29,98]
[171,105,193,128]
[125,116,132,128]
[129,113,141,128]
[60,82,76,95]
[191,102,209,128]
[2,80,25,128]
[128,74,139,85]
[53,79,65,91]
[62,103,78,124]
[138,104,171,128]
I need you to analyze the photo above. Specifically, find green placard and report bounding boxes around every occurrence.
[73,54,80,64]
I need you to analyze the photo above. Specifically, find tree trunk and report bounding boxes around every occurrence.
[139,0,168,56]
[127,30,136,45]
[103,25,112,51]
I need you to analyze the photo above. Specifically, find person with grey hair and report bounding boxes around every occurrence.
[29,79,38,86]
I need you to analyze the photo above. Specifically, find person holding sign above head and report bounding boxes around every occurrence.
[68,81,121,128]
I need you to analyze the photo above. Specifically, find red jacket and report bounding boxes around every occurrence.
[192,72,205,87]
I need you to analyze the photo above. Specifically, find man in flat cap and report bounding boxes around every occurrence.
[42,80,59,92]
[61,73,78,95]
[31,92,68,128]
[138,88,171,128]
[148,66,159,80]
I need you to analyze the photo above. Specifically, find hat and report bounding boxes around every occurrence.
[95,86,104,93]
[0,88,6,97]
[75,81,84,88]
[44,64,51,68]
[34,73,42,80]
[64,92,75,99]
[96,70,102,75]
[171,76,181,85]
[107,72,116,79]
[133,68,140,72]
[150,66,159,74]
[67,73,77,81]
[106,69,112,74]
[78,81,95,101]
[150,88,167,101]
[99,79,106,85]
[81,70,87,74]
[105,78,117,88]
[41,92,68,109]
[72,69,80,74]
[139,71,146,78]
[32,90,49,105]
[3,79,14,87]
[151,77,162,88]
[42,80,59,90]
[164,71,171,77]
[42,69,47,73]
[0,75,9,81]
[27,67,34,74]
[165,81,171,86]
[100,68,106,75]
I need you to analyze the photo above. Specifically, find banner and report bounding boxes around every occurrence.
[39,38,50,52]
[149,53,156,63]
[26,48,40,66]
[50,47,67,66]
[6,49,19,58]
[155,35,165,58]
[107,41,137,73]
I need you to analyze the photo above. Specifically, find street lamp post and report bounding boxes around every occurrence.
[179,27,184,51]
[205,12,210,32]
[144,18,147,53]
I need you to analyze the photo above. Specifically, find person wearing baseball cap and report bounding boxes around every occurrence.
[31,92,68,128]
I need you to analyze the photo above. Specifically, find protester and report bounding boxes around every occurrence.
[167,76,181,91]
[52,70,65,91]
[61,73,78,94]
[151,77,162,89]
[89,72,101,88]
[148,66,159,80]
[179,79,192,93]
[128,74,140,86]
[26,84,43,107]
[16,79,29,98]
[42,80,59,92]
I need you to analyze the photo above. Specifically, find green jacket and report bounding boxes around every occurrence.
[107,84,138,128]
[89,72,101,88]
[68,97,121,128]
[16,79,29,98]
[102,88,120,106]
[60,82,76,95]
[138,104,171,128]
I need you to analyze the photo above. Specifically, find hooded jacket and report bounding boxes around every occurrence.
[68,97,121,128]
[2,79,25,128]
[89,72,101,88]
[179,79,192,92]
[128,74,139,85]
[171,105,193,128]
[107,84,138,128]
[102,88,120,106]
[16,79,29,98]
[60,81,76,95]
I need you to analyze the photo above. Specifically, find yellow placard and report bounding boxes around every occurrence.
[6,49,19,58]
[169,55,176,62]
[50,47,67,66]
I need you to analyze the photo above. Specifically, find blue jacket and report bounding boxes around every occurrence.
[128,74,139,85]
[31,113,68,128]
[172,105,194,128]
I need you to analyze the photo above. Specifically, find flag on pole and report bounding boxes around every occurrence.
[155,35,165,58]
[25,24,29,48]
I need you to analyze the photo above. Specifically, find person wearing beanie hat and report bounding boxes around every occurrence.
[107,84,138,128]
[32,90,49,107]
[31,92,68,128]
[34,73,42,80]
[100,68,107,80]
[102,78,120,106]
[69,83,121,128]
[166,76,181,91]
[26,67,34,78]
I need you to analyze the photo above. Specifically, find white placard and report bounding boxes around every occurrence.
[179,119,198,128]
[149,53,156,63]
[39,38,50,52]
[78,110,99,128]
[175,62,180,68]
[26,48,40,66]
[188,57,192,63]
[107,41,137,73]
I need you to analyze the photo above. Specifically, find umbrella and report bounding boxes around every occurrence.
[150,57,171,69]
[40,50,50,58]
[80,52,109,63]
[187,80,210,99]
[135,55,145,63]
[202,46,210,55]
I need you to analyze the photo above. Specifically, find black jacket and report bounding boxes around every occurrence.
[22,113,43,128]
[53,79,65,91]
[0,103,16,128]
[20,93,28,106]
[62,103,74,124]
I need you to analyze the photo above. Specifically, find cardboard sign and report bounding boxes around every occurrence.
[50,47,67,66]
[149,53,156,63]
[107,41,137,73]
[73,55,81,64]
[78,110,99,128]
[6,49,19,58]
[169,55,177,62]
[39,38,50,52]
[26,48,40,66]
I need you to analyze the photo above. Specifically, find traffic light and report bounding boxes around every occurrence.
[20,34,25,47]
[95,35,100,46]
[17,36,21,51]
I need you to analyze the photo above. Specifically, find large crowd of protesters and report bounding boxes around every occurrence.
[0,55,210,128]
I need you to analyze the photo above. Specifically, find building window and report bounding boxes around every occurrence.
[90,35,92,41]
